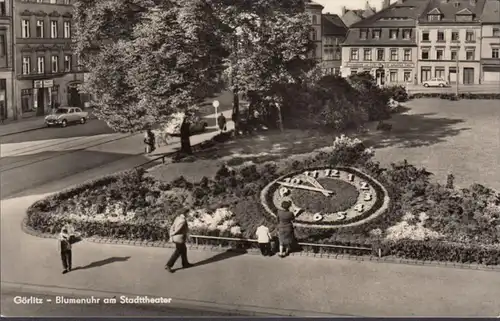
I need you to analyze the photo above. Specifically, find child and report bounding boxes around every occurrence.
[255,222,272,256]
[58,227,72,274]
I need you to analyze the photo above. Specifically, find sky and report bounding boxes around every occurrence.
[314,0,395,15]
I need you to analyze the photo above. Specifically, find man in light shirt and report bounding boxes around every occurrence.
[255,222,272,256]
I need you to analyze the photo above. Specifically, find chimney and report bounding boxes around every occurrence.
[382,0,390,9]
[342,6,347,15]
[365,1,371,10]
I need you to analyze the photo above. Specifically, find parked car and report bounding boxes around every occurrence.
[422,78,449,87]
[162,112,208,136]
[45,107,89,128]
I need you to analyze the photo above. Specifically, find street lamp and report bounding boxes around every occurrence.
[212,99,220,128]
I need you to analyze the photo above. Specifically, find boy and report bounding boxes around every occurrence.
[58,228,72,274]
[255,222,272,256]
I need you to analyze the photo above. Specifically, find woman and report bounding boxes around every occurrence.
[277,200,296,258]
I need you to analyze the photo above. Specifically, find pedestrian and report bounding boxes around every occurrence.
[255,221,272,256]
[165,211,193,273]
[277,200,296,258]
[217,113,227,132]
[58,227,73,274]
[144,129,156,153]
[0,105,5,124]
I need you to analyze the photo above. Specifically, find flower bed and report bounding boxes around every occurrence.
[26,136,500,265]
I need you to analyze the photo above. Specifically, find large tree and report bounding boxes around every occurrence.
[74,0,226,154]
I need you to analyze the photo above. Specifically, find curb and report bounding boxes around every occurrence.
[21,218,500,272]
[0,116,99,137]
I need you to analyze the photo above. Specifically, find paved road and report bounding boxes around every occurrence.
[0,287,251,317]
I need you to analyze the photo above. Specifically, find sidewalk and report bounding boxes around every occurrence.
[0,116,47,137]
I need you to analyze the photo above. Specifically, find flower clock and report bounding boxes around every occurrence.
[261,167,390,228]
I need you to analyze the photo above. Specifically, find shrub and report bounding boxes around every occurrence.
[384,85,409,102]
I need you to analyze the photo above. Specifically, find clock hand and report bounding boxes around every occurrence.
[300,175,330,197]
[277,181,334,195]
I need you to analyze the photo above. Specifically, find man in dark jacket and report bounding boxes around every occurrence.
[165,212,193,273]
[217,113,227,132]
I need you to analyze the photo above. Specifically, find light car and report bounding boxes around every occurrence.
[45,107,89,128]
[422,78,449,88]
[162,112,208,136]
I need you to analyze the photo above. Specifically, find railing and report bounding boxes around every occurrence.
[188,234,379,257]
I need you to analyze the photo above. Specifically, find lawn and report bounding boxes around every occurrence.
[149,98,500,191]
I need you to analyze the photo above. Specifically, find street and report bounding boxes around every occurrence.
[406,83,500,94]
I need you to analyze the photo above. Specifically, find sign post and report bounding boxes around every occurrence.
[212,100,220,128]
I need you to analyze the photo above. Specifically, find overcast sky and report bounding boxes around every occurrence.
[314,0,394,15]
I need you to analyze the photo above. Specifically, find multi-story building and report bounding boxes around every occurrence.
[340,2,377,27]
[480,0,500,83]
[341,0,429,86]
[0,0,14,120]
[321,14,348,75]
[306,1,323,61]
[13,0,84,118]
[417,0,486,85]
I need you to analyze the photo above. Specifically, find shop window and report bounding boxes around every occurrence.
[389,70,398,82]
[21,89,33,113]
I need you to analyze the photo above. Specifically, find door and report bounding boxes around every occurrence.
[376,69,385,86]
[68,108,77,122]
[36,88,45,116]
[463,68,474,84]
[68,86,82,107]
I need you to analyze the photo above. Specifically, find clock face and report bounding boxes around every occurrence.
[261,166,389,228]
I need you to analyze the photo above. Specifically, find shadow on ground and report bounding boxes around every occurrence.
[178,249,247,271]
[72,256,131,271]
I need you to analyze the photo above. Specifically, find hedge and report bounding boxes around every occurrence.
[409,93,500,100]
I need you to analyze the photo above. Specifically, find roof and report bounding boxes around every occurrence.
[480,0,500,23]
[418,0,487,24]
[350,0,430,28]
[305,0,324,9]
[322,14,348,35]
[343,7,376,19]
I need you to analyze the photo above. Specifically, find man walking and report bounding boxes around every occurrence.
[217,113,227,132]
[165,211,193,273]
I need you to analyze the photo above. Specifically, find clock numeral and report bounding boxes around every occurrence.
[279,187,290,197]
[364,193,372,201]
[313,213,323,222]
[337,212,347,220]
[360,181,370,191]
[324,169,331,176]
[283,177,292,183]
[291,178,302,185]
[330,169,340,177]
[292,207,303,216]
[304,171,310,176]
[347,174,355,182]
[311,170,319,178]
[354,204,364,212]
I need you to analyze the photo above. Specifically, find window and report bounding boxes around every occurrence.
[436,49,444,60]
[0,35,5,58]
[390,48,398,61]
[493,48,499,59]
[36,20,44,38]
[494,28,500,37]
[403,70,412,83]
[51,21,58,38]
[21,89,33,113]
[403,29,412,39]
[0,0,6,16]
[403,49,411,61]
[350,49,359,61]
[334,48,341,60]
[437,31,445,42]
[372,29,381,39]
[421,49,429,60]
[312,15,317,24]
[377,48,384,61]
[64,0,70,4]
[389,29,399,39]
[466,50,475,60]
[36,0,43,2]
[389,70,398,82]
[22,56,31,74]
[363,49,372,61]
[51,55,59,73]
[311,30,317,41]
[421,67,431,82]
[350,69,358,75]
[422,31,429,41]
[360,29,368,40]
[50,0,56,3]
[37,56,45,74]
[435,67,445,79]
[451,50,458,60]
[22,20,30,38]
[428,14,441,21]
[63,21,71,38]
[465,31,475,42]
[451,31,459,42]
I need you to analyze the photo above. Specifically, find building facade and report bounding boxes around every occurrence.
[0,0,14,120]
[341,0,429,86]
[13,0,84,118]
[306,1,323,61]
[480,0,500,83]
[321,14,347,75]
[417,0,486,85]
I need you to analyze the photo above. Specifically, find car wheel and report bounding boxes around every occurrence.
[202,122,208,131]
[439,83,445,87]
[61,120,68,128]
[80,117,86,124]
[423,83,429,87]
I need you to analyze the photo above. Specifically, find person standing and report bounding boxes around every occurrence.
[58,228,72,274]
[217,113,227,132]
[255,222,272,256]
[277,201,296,258]
[165,212,193,273]
[144,129,156,153]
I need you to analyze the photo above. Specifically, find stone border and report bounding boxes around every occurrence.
[22,217,500,272]
[260,167,391,229]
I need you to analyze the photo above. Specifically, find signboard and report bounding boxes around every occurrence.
[43,80,54,88]
[33,80,43,89]
[345,62,415,69]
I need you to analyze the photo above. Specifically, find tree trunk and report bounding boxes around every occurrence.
[232,85,239,134]
[275,101,284,132]
[180,117,192,155]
